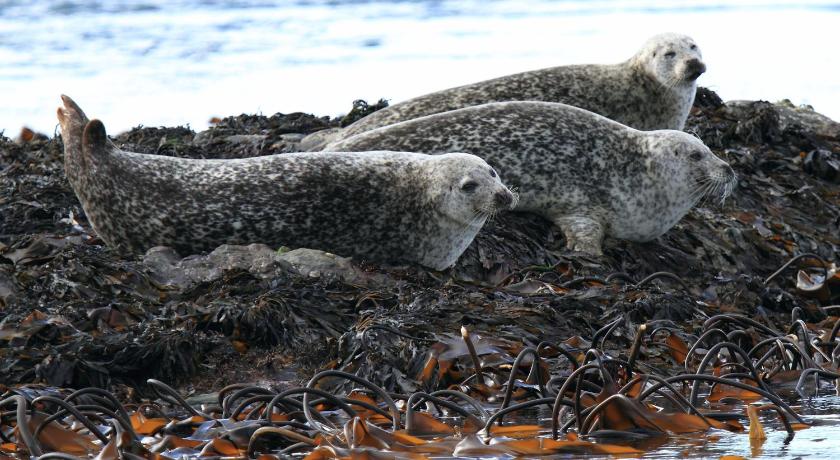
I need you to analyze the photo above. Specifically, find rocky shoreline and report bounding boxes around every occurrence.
[1,88,838,397]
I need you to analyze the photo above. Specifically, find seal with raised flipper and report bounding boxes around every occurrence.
[56,95,515,270]
[326,100,736,255]
[302,33,705,151]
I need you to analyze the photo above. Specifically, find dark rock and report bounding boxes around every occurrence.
[774,100,840,139]
[693,86,724,110]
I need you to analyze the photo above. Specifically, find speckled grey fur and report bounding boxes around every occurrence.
[56,95,514,270]
[326,101,737,255]
[303,33,705,151]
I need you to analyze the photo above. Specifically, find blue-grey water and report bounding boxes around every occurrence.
[1,0,839,136]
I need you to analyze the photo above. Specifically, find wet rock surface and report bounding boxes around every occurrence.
[1,88,839,396]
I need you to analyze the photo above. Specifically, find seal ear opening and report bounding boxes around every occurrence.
[82,119,110,161]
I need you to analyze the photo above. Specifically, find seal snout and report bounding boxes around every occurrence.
[684,58,706,81]
[702,160,738,204]
[494,189,514,209]
[720,163,738,194]
[722,163,736,182]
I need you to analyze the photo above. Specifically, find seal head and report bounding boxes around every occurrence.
[630,33,706,89]
[415,153,516,268]
[604,130,735,244]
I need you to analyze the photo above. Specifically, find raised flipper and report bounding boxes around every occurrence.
[56,95,90,163]
[57,95,89,127]
[554,216,605,256]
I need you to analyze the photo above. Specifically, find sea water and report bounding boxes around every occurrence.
[1,0,838,135]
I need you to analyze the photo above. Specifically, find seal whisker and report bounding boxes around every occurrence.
[689,177,715,202]
[721,176,737,203]
[706,182,720,206]
[509,187,521,209]
[704,181,719,206]
[686,129,703,141]
[665,75,679,91]
[714,179,730,206]
[690,188,708,207]
[692,180,716,207]
[664,72,684,91]
[467,210,490,227]
[691,177,714,187]
[704,173,734,206]
[688,184,708,203]
[454,211,490,246]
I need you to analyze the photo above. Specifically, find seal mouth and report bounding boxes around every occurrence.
[685,70,704,82]
[470,188,517,224]
[492,188,518,210]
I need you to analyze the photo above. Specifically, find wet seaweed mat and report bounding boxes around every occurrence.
[0,90,839,458]
[3,305,840,459]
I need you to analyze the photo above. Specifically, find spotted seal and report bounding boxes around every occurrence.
[326,101,736,255]
[56,95,515,270]
[302,33,705,151]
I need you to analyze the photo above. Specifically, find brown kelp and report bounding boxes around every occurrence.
[1,88,839,457]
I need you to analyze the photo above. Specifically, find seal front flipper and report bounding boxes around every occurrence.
[555,216,605,256]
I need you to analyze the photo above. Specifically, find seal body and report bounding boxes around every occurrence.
[56,96,514,270]
[304,33,705,150]
[326,101,736,255]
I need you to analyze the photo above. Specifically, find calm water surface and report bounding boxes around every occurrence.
[1,0,839,135]
[529,393,840,459]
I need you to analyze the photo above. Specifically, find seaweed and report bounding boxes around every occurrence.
[0,88,838,401]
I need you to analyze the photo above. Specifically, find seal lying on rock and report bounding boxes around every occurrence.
[326,101,737,255]
[56,95,515,270]
[303,33,705,150]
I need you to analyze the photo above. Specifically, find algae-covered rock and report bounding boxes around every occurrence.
[0,89,838,393]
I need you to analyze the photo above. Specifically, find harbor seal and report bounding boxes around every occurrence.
[325,101,736,255]
[303,33,705,150]
[56,95,515,270]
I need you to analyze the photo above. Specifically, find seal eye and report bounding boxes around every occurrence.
[461,181,479,193]
[665,51,676,58]
[690,151,704,161]
[690,44,697,50]
[489,169,497,178]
